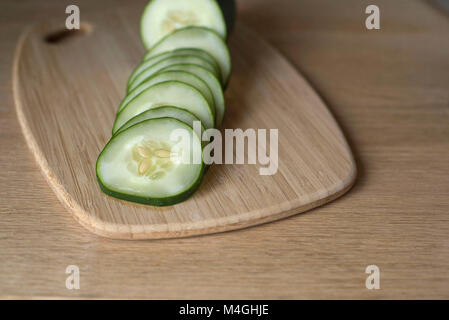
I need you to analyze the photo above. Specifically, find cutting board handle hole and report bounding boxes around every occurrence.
[44,23,92,44]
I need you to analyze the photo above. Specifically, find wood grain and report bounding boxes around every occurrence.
[0,0,448,298]
[12,15,355,239]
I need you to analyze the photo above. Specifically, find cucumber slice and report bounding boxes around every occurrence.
[113,81,214,134]
[159,64,225,126]
[120,70,215,118]
[115,106,205,139]
[145,26,231,86]
[127,54,218,93]
[97,118,205,206]
[129,48,220,87]
[140,0,226,49]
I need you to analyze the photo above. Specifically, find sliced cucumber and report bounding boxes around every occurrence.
[120,70,215,118]
[127,54,219,93]
[159,64,225,126]
[145,26,231,86]
[140,0,226,49]
[115,106,205,139]
[97,118,205,206]
[113,81,214,134]
[129,48,220,87]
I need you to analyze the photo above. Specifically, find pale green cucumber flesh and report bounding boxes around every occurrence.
[114,81,215,134]
[140,0,226,49]
[128,54,219,93]
[145,26,231,86]
[120,70,215,119]
[129,48,221,87]
[97,118,205,206]
[114,106,205,140]
[159,63,225,126]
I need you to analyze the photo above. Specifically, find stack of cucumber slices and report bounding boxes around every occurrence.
[96,0,231,206]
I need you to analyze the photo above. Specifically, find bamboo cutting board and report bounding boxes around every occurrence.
[12,12,356,239]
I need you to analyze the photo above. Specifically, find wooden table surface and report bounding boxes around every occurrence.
[1,0,448,299]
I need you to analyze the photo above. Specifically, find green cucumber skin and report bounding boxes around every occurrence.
[97,118,206,207]
[127,50,168,88]
[113,80,215,134]
[127,54,219,93]
[142,48,221,71]
[114,106,206,140]
[146,26,231,86]
[97,168,205,207]
[129,50,221,91]
[119,70,216,116]
[158,63,225,126]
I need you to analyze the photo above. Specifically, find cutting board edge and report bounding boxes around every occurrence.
[80,174,356,240]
